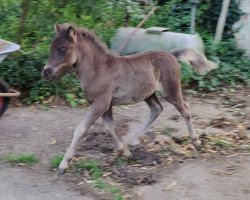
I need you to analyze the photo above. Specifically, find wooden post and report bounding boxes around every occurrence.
[189,0,199,35]
[117,6,157,53]
[213,0,231,44]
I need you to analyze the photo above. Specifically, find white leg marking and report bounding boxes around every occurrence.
[58,101,110,174]
[59,119,88,171]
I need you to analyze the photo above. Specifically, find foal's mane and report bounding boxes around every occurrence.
[60,23,113,55]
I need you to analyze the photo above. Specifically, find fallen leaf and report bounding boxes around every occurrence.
[50,138,57,144]
[102,172,112,177]
[210,170,236,175]
[77,181,84,186]
[165,180,178,191]
[17,163,27,166]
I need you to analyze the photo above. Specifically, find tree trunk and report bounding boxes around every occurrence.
[16,0,31,44]
[213,0,231,44]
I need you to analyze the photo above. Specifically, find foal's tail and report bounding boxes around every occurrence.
[171,48,218,75]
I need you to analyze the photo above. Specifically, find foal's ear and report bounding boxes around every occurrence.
[67,26,77,42]
[54,23,61,34]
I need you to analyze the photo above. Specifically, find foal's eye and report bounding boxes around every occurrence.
[58,47,67,53]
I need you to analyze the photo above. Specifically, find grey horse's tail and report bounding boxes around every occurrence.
[171,48,218,75]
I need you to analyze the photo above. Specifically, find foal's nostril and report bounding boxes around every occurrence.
[42,68,53,80]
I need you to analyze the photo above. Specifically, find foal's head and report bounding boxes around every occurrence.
[42,24,78,81]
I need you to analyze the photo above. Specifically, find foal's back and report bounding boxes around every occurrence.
[109,51,181,105]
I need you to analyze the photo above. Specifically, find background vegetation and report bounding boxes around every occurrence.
[0,0,249,105]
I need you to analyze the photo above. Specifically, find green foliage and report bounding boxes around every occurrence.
[182,38,250,91]
[95,179,124,200]
[114,157,129,166]
[72,159,124,199]
[193,38,250,91]
[147,0,249,91]
[0,54,45,90]
[147,0,243,38]
[73,160,103,179]
[146,0,191,32]
[51,154,64,169]
[196,0,243,39]
[211,139,235,148]
[0,0,249,103]
[0,0,144,104]
[163,126,178,135]
[6,153,38,165]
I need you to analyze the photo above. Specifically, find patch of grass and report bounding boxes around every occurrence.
[71,159,125,200]
[95,179,123,200]
[115,194,124,200]
[211,139,235,148]
[163,126,178,135]
[73,160,103,179]
[40,104,50,111]
[51,154,63,169]
[241,145,250,151]
[181,140,190,145]
[95,179,107,189]
[72,159,124,200]
[6,153,38,165]
[113,157,129,166]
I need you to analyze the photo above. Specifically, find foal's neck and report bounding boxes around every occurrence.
[74,36,114,87]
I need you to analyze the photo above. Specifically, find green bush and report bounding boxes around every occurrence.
[0,0,145,104]
[146,0,249,90]
[0,0,249,105]
[198,38,250,90]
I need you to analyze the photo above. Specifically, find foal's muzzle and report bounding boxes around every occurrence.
[42,68,56,81]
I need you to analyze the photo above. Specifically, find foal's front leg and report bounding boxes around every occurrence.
[58,98,110,175]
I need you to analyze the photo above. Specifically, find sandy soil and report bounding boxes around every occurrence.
[0,88,249,200]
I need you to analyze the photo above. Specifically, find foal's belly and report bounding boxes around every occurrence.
[111,81,157,105]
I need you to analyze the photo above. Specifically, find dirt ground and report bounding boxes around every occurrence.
[0,87,249,200]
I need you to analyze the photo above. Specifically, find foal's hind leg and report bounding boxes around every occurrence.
[161,82,201,149]
[123,93,163,145]
[175,101,201,149]
[102,106,131,157]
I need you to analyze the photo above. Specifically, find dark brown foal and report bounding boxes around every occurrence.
[42,23,217,174]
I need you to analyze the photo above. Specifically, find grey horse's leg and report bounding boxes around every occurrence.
[58,97,111,174]
[102,106,131,157]
[123,93,163,145]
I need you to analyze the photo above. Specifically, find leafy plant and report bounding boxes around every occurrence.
[147,0,249,91]
[72,159,124,199]
[51,154,64,169]
[95,179,124,200]
[6,153,39,165]
[163,126,178,135]
[0,0,145,104]
[73,159,103,179]
[0,0,249,104]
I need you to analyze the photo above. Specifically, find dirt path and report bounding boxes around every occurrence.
[137,156,250,200]
[0,89,249,200]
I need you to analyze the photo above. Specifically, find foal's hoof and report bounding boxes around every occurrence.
[122,149,132,158]
[123,135,142,146]
[58,168,67,175]
[117,148,132,158]
[192,140,202,151]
